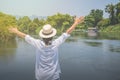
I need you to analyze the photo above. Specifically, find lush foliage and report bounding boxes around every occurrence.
[46,13,74,33]
[17,13,74,35]
[101,24,120,32]
[100,1,120,32]
[85,9,103,27]
[17,16,32,34]
[97,18,110,29]
[84,1,120,32]
[17,17,46,35]
[0,12,16,42]
[105,1,120,25]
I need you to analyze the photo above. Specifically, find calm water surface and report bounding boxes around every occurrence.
[0,32,120,80]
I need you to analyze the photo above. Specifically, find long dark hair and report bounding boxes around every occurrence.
[42,37,53,45]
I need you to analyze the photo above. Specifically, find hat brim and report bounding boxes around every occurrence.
[39,28,57,38]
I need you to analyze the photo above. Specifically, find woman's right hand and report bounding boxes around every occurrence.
[8,27,18,34]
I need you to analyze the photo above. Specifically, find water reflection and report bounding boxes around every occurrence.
[71,32,120,40]
[66,38,78,42]
[99,32,120,40]
[0,39,17,62]
[109,45,120,53]
[84,41,102,47]
[0,39,17,48]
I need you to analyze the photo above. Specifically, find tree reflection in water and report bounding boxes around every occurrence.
[0,39,17,62]
[109,45,120,53]
[84,41,102,47]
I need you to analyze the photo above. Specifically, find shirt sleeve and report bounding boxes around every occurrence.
[25,35,40,48]
[54,33,70,47]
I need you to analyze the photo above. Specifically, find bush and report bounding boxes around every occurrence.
[0,12,17,42]
[97,18,110,29]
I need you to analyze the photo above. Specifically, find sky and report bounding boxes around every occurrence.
[0,0,119,17]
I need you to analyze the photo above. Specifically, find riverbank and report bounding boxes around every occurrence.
[100,24,120,32]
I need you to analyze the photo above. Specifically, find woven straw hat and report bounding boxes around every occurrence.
[39,24,57,38]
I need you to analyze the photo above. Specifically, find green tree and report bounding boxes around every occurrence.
[33,18,40,26]
[105,3,116,25]
[39,19,46,26]
[84,15,95,27]
[0,12,17,42]
[85,9,103,28]
[97,18,110,29]
[61,21,69,32]
[28,22,38,34]
[17,16,31,33]
[115,1,120,23]
[118,13,120,22]
[46,13,74,33]
[35,19,46,34]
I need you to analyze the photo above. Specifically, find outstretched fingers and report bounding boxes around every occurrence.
[75,16,84,24]
[8,27,18,33]
[79,16,84,23]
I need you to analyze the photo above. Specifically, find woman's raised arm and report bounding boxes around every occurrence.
[9,27,27,38]
[66,16,84,34]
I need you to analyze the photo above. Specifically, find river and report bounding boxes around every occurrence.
[0,32,120,80]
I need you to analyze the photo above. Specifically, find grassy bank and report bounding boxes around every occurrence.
[101,24,120,32]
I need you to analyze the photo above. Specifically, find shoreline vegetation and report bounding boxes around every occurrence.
[0,1,120,42]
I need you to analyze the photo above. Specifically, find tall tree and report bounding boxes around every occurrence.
[17,16,31,33]
[115,1,120,23]
[85,9,103,27]
[105,3,116,25]
[33,18,40,26]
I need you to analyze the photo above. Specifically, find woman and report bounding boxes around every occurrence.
[9,16,84,80]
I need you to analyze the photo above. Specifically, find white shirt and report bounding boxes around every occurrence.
[25,33,70,80]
